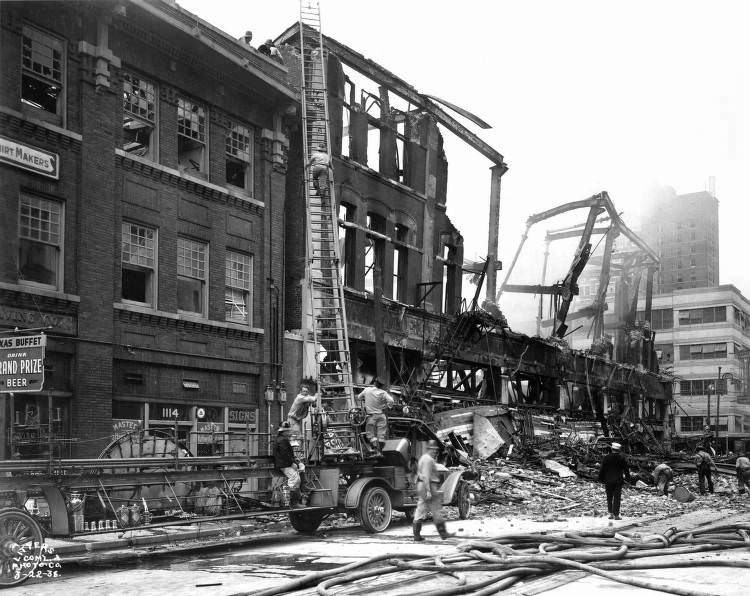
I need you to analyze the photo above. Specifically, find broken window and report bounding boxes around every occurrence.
[226,121,253,191]
[177,97,206,176]
[121,222,156,305]
[225,250,252,324]
[364,213,386,293]
[177,237,207,315]
[21,25,64,123]
[122,72,156,159]
[18,194,63,288]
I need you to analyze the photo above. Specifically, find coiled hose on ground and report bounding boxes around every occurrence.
[240,522,750,596]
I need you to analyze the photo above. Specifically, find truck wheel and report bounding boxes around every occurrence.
[359,486,392,533]
[0,508,44,587]
[457,481,472,520]
[289,511,325,533]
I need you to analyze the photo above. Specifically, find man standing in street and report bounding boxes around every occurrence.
[652,462,674,496]
[735,452,750,494]
[357,379,394,456]
[273,421,303,508]
[598,442,631,520]
[694,448,716,494]
[413,440,454,542]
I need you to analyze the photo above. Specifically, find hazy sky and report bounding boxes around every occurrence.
[178,0,749,326]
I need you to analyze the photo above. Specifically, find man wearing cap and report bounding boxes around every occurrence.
[273,421,303,508]
[357,379,394,456]
[413,440,453,541]
[598,442,631,520]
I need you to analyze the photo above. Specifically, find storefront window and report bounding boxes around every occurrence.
[7,394,71,459]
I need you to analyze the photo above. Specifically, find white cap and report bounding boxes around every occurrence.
[611,442,622,451]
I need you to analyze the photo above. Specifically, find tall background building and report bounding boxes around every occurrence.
[639,185,719,294]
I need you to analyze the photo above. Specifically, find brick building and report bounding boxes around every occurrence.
[0,0,295,458]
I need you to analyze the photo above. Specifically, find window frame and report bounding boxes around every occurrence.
[225,250,253,325]
[122,71,158,160]
[18,193,64,290]
[225,121,254,193]
[177,237,208,317]
[20,24,66,125]
[121,221,158,307]
[177,96,207,177]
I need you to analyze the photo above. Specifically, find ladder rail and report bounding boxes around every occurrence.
[298,2,357,444]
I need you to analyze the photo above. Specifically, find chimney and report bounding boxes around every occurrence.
[708,176,716,196]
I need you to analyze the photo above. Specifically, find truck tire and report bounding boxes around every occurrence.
[289,511,325,533]
[359,486,392,533]
[457,480,472,520]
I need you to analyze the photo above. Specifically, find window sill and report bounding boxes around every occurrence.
[115,149,262,208]
[0,105,81,142]
[1,281,80,303]
[114,302,263,334]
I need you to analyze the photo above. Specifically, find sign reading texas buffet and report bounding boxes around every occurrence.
[0,334,46,393]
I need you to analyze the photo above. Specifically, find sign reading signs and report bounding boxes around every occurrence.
[228,408,256,425]
[0,334,46,393]
[0,135,59,179]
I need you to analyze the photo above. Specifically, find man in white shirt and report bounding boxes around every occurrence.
[413,440,454,541]
[357,379,393,456]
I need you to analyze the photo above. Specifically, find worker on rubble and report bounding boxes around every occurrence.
[357,378,394,457]
[598,442,631,520]
[736,452,750,494]
[413,440,454,542]
[694,448,716,495]
[274,421,304,508]
[652,462,674,496]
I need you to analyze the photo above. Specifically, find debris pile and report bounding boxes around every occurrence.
[456,456,746,523]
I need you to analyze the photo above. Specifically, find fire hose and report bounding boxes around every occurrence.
[240,523,750,596]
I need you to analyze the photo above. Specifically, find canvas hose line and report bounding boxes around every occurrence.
[240,522,750,596]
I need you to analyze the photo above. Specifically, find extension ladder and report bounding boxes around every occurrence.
[298,1,359,458]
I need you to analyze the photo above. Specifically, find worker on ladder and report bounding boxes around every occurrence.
[306,145,331,199]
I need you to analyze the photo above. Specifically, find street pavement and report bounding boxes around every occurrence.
[7,501,750,596]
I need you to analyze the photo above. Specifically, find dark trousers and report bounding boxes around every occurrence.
[605,482,623,515]
[698,465,714,494]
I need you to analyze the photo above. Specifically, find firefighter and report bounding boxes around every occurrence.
[413,440,454,542]
[598,442,631,520]
[274,421,303,508]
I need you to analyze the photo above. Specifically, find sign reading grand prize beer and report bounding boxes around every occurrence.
[0,135,59,179]
[0,334,46,393]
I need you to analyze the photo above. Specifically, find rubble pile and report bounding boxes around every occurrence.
[458,457,745,523]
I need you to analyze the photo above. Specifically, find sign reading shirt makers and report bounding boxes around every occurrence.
[0,334,46,393]
[0,135,59,179]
